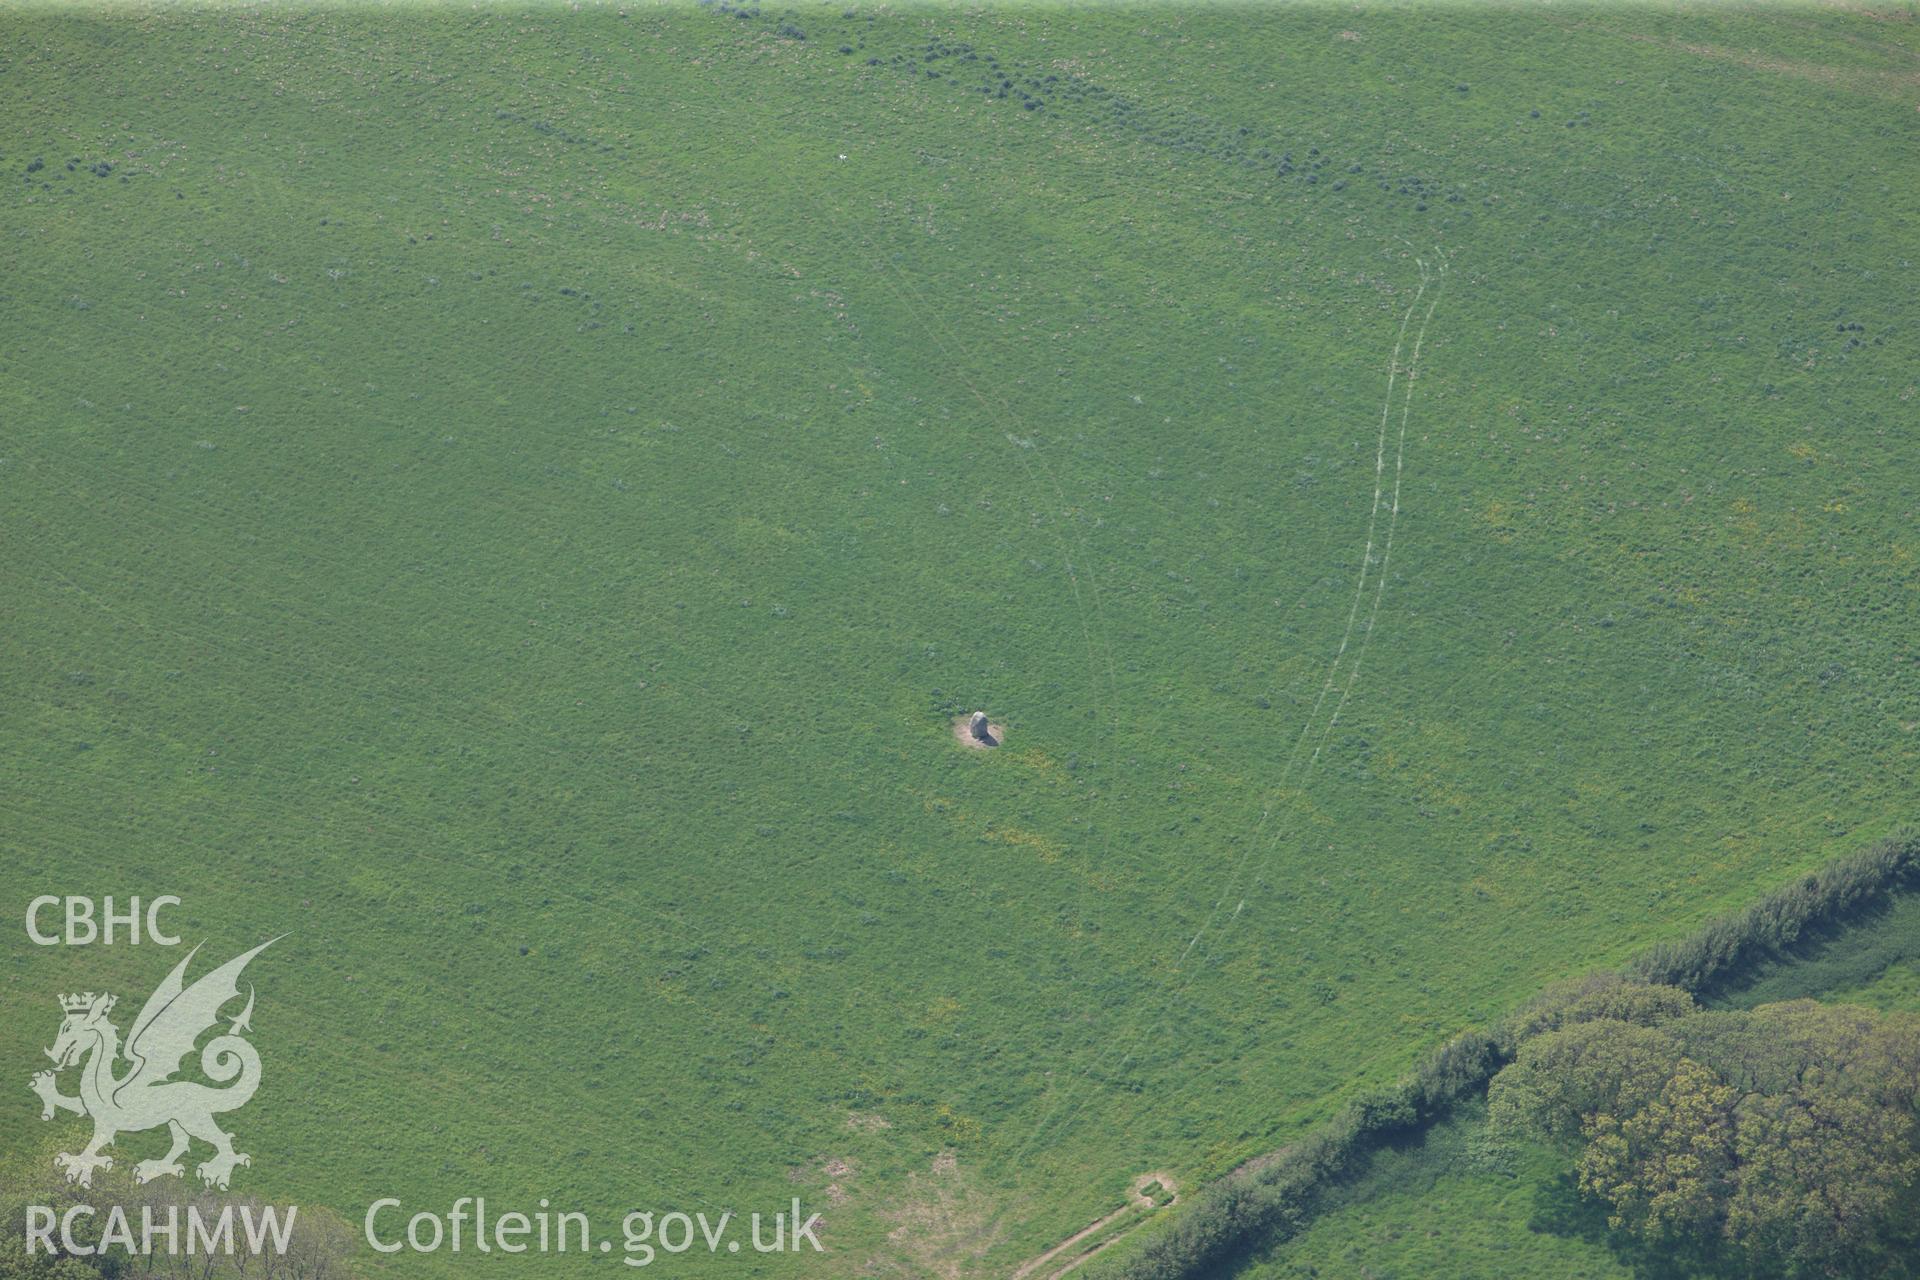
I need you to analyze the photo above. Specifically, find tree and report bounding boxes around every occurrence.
[1489,1019,1684,1142]
[1578,1056,1737,1241]
[1488,985,1920,1277]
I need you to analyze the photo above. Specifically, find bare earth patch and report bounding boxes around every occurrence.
[953,715,1007,750]
[873,1151,1004,1280]
[1128,1171,1179,1208]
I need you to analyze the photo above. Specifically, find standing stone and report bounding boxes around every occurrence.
[969,711,994,744]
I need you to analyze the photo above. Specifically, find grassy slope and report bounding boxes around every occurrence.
[3,3,1917,1274]
[1830,958,1920,1011]
[1239,1104,1635,1280]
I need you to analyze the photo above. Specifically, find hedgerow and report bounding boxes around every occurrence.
[1627,827,1920,993]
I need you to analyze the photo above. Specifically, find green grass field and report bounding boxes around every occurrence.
[4,2,1918,1275]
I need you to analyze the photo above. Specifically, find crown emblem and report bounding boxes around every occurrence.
[60,992,114,1015]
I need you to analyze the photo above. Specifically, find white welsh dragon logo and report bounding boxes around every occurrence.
[30,940,276,1190]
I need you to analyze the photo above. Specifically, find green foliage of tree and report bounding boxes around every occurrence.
[1489,987,1920,1277]
[1490,1021,1686,1142]
[0,1137,360,1280]
[0,1249,97,1280]
[1579,1057,1737,1241]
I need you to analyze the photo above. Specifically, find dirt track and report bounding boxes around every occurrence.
[1009,1173,1177,1280]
